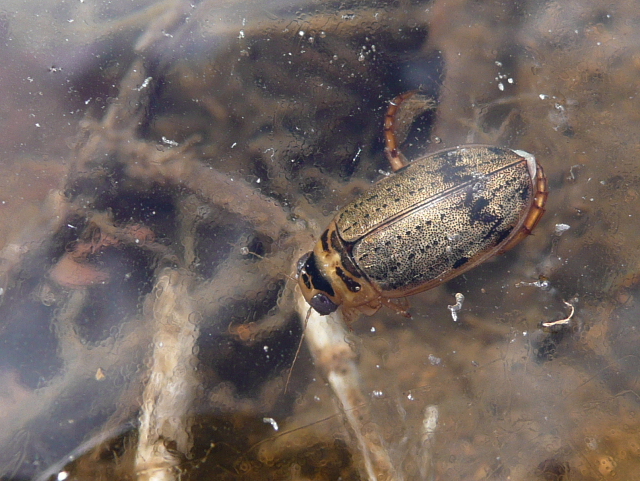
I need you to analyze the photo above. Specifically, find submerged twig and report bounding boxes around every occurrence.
[135,269,200,481]
[295,294,399,481]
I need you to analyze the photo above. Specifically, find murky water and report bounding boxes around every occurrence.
[1,0,639,479]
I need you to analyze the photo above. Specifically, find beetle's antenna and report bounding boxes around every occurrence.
[284,306,312,394]
[282,272,298,284]
[239,248,298,283]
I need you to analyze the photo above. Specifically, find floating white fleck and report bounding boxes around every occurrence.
[161,136,178,147]
[263,417,279,431]
[447,293,465,322]
[136,77,152,91]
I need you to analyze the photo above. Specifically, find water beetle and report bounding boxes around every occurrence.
[298,92,548,319]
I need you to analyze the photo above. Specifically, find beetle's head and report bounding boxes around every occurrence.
[296,252,340,315]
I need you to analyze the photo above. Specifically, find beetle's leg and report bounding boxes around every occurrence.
[352,303,380,318]
[341,306,361,326]
[384,91,415,171]
[384,91,438,172]
[380,297,412,318]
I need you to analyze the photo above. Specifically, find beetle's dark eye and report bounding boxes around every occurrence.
[296,252,312,276]
[310,293,339,315]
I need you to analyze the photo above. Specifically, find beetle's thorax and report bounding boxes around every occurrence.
[311,222,381,309]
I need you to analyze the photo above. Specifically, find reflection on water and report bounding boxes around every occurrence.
[1,0,640,479]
